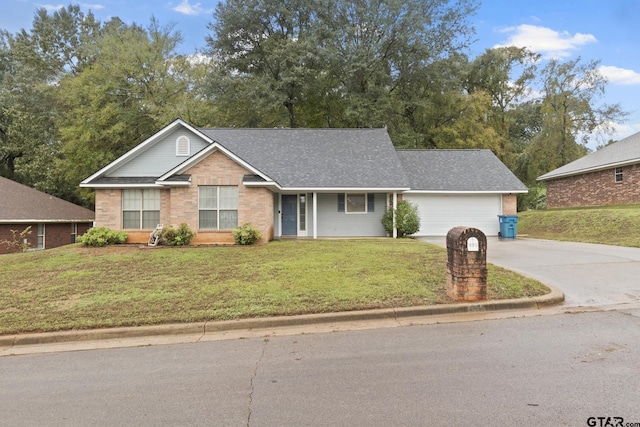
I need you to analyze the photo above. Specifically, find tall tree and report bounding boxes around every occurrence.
[207,0,479,129]
[0,6,100,198]
[318,0,478,128]
[56,17,194,202]
[524,57,627,181]
[208,0,322,127]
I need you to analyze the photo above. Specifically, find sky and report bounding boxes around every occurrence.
[2,0,640,148]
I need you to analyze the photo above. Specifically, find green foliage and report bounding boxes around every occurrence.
[232,223,262,245]
[0,226,33,253]
[381,201,421,237]
[77,227,127,247]
[517,185,547,211]
[0,2,629,211]
[158,223,195,246]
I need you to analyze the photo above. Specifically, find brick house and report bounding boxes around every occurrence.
[538,132,640,208]
[0,176,94,254]
[81,119,526,243]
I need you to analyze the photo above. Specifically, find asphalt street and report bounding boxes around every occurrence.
[1,308,639,426]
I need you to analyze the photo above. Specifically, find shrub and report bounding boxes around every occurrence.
[77,227,127,247]
[381,200,421,237]
[233,223,262,245]
[0,226,33,253]
[158,223,195,246]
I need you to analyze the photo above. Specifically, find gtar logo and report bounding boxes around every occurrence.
[587,417,624,427]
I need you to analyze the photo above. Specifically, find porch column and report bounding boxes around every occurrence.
[392,192,398,239]
[277,194,282,238]
[313,192,318,239]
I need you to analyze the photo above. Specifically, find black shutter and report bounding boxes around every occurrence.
[338,194,345,212]
[367,193,374,212]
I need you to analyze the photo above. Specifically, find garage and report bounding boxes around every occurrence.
[403,193,502,236]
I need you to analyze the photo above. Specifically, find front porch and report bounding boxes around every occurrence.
[272,192,401,239]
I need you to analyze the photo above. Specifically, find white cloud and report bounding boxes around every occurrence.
[495,24,597,59]
[599,65,640,85]
[81,3,105,10]
[171,0,213,16]
[35,4,65,11]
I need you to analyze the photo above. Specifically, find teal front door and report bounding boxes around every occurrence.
[282,195,297,235]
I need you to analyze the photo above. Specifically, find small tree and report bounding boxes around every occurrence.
[381,201,421,237]
[0,226,33,253]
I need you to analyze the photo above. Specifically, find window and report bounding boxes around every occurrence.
[37,224,44,249]
[338,193,375,213]
[176,135,190,156]
[199,186,238,230]
[123,189,160,229]
[299,195,306,231]
[615,167,623,182]
[71,223,78,243]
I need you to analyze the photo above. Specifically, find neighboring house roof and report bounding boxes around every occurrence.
[81,119,526,193]
[538,131,640,181]
[0,176,95,223]
[397,149,528,193]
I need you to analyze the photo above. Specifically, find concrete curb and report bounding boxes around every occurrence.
[0,285,564,349]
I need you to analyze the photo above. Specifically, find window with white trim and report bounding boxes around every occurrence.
[176,135,190,156]
[299,194,306,231]
[199,186,238,230]
[37,224,44,249]
[71,223,78,243]
[122,189,160,229]
[615,167,623,182]
[337,193,375,213]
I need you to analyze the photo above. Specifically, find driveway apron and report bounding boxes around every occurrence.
[421,237,640,307]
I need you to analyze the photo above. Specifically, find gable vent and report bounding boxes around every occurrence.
[176,136,190,156]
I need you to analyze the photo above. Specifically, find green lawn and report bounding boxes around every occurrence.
[518,204,640,247]
[0,239,548,335]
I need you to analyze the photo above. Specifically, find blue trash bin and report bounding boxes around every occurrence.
[498,215,519,239]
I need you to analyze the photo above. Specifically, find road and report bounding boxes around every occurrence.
[2,307,640,426]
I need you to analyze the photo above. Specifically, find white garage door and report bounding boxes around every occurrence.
[404,194,502,236]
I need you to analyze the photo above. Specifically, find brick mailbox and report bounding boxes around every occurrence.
[446,226,487,302]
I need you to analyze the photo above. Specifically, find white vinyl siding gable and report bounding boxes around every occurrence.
[176,135,190,156]
[109,129,209,177]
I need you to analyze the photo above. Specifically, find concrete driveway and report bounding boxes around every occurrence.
[421,237,640,307]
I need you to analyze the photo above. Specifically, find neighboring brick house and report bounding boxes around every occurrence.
[0,177,94,254]
[81,119,527,243]
[538,132,640,208]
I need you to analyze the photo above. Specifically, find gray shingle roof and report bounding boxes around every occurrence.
[197,128,410,189]
[396,149,528,192]
[0,176,95,222]
[538,132,640,181]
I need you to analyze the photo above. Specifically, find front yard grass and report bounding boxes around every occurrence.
[0,239,549,335]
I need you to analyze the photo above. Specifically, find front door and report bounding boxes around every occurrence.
[282,195,298,235]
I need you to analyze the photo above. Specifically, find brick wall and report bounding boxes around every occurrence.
[546,163,640,208]
[94,189,122,229]
[94,150,275,245]
[502,194,517,214]
[0,222,92,254]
